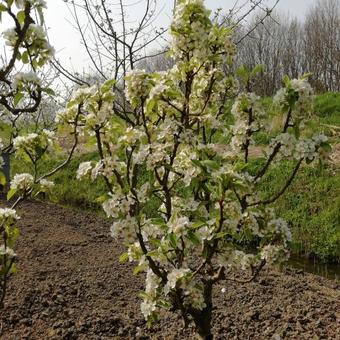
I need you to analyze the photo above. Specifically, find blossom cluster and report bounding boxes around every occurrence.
[230,92,264,152]
[39,179,54,192]
[170,0,234,64]
[10,173,34,192]
[125,70,154,109]
[0,208,19,224]
[12,0,47,9]
[273,76,313,124]
[271,132,328,162]
[56,82,115,132]
[3,24,54,65]
[13,129,55,159]
[12,72,41,91]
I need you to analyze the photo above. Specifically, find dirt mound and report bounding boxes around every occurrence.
[0,201,339,339]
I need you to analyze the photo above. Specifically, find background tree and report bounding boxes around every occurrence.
[303,0,340,92]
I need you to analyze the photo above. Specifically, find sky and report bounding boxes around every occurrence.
[3,0,318,74]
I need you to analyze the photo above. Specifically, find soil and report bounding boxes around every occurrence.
[0,201,339,339]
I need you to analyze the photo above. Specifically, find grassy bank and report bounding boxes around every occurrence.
[261,162,339,262]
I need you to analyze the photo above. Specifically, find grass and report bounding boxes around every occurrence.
[11,152,108,212]
[260,162,340,262]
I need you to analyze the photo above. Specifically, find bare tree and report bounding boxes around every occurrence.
[236,11,289,95]
[60,0,168,81]
[304,0,340,92]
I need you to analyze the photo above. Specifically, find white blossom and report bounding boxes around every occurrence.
[39,179,54,192]
[141,300,157,319]
[164,268,191,294]
[12,72,41,90]
[0,208,20,223]
[10,173,34,192]
[76,161,93,180]
[0,245,16,257]
[167,216,190,236]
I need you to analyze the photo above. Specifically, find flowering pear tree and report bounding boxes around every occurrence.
[0,0,81,307]
[60,0,330,338]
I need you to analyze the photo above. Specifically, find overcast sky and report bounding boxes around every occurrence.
[41,0,317,73]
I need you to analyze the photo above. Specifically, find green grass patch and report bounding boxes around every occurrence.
[11,152,108,212]
[314,92,340,119]
[260,162,340,262]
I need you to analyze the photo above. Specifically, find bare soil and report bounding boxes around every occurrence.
[0,201,339,339]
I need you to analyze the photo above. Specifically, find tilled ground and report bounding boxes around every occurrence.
[0,201,339,339]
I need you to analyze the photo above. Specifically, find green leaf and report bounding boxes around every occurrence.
[214,232,228,239]
[168,233,177,248]
[149,238,161,247]
[293,124,300,138]
[202,160,219,170]
[13,92,24,106]
[21,51,29,64]
[16,10,25,25]
[119,252,129,263]
[138,291,149,299]
[95,195,108,204]
[7,188,16,200]
[133,265,144,275]
[191,159,207,172]
[7,226,19,247]
[186,230,200,245]
[0,4,7,11]
[282,75,290,87]
[151,218,165,226]
[146,250,159,257]
[235,65,248,82]
[42,87,55,96]
[146,98,156,113]
[202,245,209,259]
[9,262,17,274]
[191,221,206,229]
[101,78,116,92]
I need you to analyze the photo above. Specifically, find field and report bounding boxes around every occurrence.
[0,200,338,339]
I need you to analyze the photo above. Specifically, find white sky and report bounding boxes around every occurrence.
[2,0,317,74]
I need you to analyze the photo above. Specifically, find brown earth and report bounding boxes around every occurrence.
[0,201,339,339]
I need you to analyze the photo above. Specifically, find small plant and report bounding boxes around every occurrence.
[58,1,331,338]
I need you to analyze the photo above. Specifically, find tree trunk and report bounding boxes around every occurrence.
[193,282,213,340]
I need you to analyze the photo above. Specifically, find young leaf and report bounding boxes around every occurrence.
[16,10,25,25]
[14,92,24,106]
[7,188,16,200]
